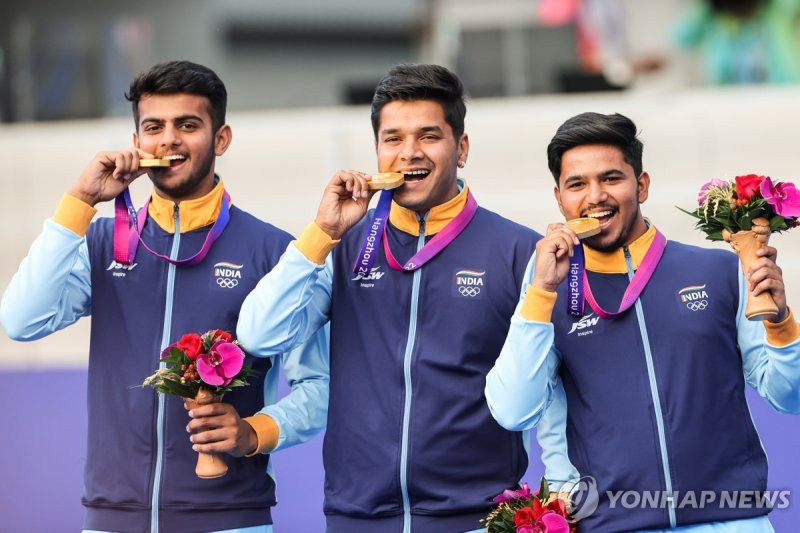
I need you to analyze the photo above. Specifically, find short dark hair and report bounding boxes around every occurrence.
[547,112,643,183]
[370,63,467,139]
[125,60,227,132]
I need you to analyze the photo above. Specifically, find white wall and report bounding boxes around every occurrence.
[2,85,799,368]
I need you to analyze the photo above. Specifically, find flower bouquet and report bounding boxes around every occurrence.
[678,174,799,320]
[482,477,577,533]
[143,329,254,478]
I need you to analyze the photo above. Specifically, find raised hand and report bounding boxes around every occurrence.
[532,222,581,293]
[314,170,377,240]
[68,148,155,207]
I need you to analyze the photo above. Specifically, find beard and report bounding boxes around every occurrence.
[148,143,215,200]
[583,207,642,253]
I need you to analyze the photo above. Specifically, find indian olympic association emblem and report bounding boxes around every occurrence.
[452,269,485,299]
[213,261,242,289]
[677,284,710,313]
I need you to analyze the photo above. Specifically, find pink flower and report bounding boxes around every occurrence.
[196,341,244,386]
[760,177,800,217]
[537,512,571,532]
[494,482,533,503]
[515,511,571,532]
[697,178,728,205]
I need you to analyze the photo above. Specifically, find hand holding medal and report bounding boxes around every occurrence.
[314,170,388,241]
[531,218,599,294]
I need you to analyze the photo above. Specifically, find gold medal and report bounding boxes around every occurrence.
[368,172,405,190]
[565,217,601,239]
[139,158,171,167]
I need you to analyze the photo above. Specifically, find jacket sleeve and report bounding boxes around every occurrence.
[485,253,563,431]
[237,226,334,357]
[259,324,330,452]
[738,268,800,414]
[536,377,580,490]
[0,219,92,341]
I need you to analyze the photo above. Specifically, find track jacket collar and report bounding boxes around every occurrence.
[148,177,227,234]
[584,223,658,274]
[388,179,469,236]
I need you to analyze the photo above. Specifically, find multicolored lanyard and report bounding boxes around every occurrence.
[569,230,666,319]
[352,189,478,274]
[113,188,230,266]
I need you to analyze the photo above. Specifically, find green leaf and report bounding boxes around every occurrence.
[539,476,550,503]
[770,215,788,231]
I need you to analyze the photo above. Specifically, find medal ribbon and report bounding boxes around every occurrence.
[567,244,586,316]
[570,229,666,319]
[383,191,478,271]
[352,189,394,276]
[113,188,230,266]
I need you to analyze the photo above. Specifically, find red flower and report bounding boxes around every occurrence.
[514,506,539,527]
[176,333,203,360]
[546,498,568,516]
[734,174,765,202]
[210,329,234,343]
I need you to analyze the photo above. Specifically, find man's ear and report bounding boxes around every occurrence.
[554,184,566,217]
[457,133,470,165]
[214,124,233,156]
[637,171,650,204]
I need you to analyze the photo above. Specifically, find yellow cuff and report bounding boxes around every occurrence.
[53,194,97,236]
[296,222,340,265]
[243,413,280,456]
[520,285,558,322]
[765,307,800,347]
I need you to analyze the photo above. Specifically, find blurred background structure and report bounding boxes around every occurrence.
[1,0,799,531]
[0,0,691,123]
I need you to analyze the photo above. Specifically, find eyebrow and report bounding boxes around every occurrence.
[563,168,625,185]
[379,125,445,136]
[141,114,205,126]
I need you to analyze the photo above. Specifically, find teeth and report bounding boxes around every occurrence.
[164,154,186,161]
[403,169,429,176]
[586,210,613,219]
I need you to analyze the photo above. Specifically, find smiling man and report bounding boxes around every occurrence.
[486,112,800,533]
[237,63,541,533]
[0,60,328,533]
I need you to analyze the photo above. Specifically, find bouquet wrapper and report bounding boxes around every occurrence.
[186,388,228,479]
[724,219,779,321]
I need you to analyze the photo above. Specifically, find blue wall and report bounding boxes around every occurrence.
[0,369,797,532]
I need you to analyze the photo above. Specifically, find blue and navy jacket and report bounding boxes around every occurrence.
[0,181,323,533]
[487,225,800,533]
[237,184,541,533]
[83,201,291,532]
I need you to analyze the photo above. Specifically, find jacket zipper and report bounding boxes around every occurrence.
[150,204,181,533]
[625,247,677,528]
[399,216,426,533]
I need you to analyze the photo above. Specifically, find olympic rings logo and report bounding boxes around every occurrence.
[686,300,708,311]
[216,277,239,289]
[458,286,481,297]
